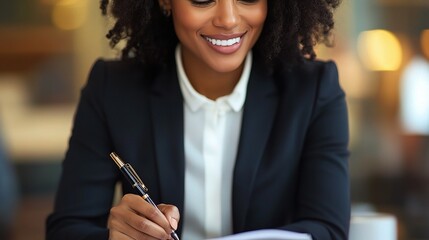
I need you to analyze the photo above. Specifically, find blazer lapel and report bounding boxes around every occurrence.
[232,62,278,232]
[149,64,185,221]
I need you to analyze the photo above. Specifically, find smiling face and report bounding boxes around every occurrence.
[161,0,267,74]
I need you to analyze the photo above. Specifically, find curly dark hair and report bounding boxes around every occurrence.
[100,0,340,66]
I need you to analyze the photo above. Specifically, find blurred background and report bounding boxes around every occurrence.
[0,0,428,239]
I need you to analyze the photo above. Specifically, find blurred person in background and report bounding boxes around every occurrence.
[0,127,18,239]
[399,46,429,236]
[400,54,429,174]
[46,0,350,239]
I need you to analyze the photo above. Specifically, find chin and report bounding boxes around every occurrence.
[207,55,246,74]
[211,63,243,73]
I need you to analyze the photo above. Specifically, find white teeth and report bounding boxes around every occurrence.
[205,36,241,46]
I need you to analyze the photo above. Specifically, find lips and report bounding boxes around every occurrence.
[202,32,246,47]
[201,32,246,54]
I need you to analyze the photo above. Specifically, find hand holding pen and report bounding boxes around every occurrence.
[108,152,180,240]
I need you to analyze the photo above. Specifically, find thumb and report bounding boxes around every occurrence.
[158,204,180,230]
[169,216,178,230]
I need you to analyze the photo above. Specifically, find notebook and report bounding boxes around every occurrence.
[206,229,312,240]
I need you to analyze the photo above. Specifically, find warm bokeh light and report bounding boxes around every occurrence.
[52,0,87,30]
[421,30,429,59]
[357,30,403,71]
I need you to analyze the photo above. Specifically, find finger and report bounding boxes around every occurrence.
[158,204,180,230]
[109,228,136,240]
[110,217,160,240]
[123,194,173,234]
[110,203,171,240]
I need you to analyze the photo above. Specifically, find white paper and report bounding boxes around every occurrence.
[206,229,312,240]
[349,212,397,240]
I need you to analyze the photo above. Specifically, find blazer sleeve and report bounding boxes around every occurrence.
[46,60,118,240]
[281,61,350,240]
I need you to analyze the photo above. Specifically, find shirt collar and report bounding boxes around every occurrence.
[176,45,252,112]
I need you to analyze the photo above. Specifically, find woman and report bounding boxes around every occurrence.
[46,0,349,239]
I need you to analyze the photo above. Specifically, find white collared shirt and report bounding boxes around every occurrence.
[176,45,252,239]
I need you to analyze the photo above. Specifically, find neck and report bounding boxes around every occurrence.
[183,61,244,101]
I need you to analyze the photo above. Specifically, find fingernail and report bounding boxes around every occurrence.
[170,217,178,230]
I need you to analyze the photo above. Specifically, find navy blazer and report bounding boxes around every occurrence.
[46,56,350,240]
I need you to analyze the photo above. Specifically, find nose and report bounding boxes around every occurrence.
[212,1,240,30]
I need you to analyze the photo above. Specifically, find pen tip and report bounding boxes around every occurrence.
[171,231,180,240]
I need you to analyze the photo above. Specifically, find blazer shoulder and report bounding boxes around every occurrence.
[280,59,338,81]
[274,59,339,90]
[272,59,344,120]
[306,60,342,101]
[84,58,160,92]
[89,58,154,81]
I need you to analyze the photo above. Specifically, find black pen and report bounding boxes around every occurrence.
[110,152,180,240]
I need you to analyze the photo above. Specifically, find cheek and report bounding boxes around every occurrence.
[172,7,207,38]
[244,5,267,45]
[247,5,267,29]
